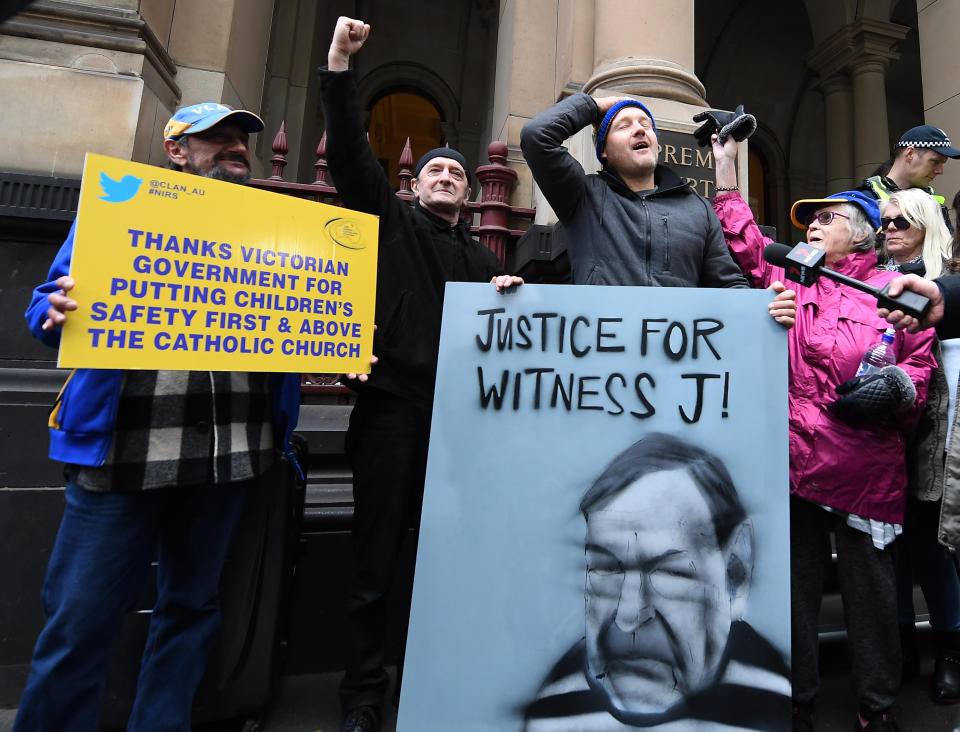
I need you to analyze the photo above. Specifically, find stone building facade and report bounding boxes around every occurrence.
[2,0,959,706]
[3,1,958,236]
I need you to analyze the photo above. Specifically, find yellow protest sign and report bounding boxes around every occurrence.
[59,153,378,373]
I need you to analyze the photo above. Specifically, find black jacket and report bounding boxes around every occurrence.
[319,69,502,403]
[937,275,960,341]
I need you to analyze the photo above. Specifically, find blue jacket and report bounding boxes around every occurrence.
[26,221,302,474]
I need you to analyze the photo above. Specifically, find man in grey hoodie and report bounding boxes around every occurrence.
[520,94,794,324]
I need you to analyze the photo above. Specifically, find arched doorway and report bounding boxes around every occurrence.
[748,147,768,225]
[368,92,443,190]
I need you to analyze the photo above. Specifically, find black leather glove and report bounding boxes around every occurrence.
[692,104,758,148]
[828,365,916,425]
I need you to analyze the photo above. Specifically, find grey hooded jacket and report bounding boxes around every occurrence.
[908,338,960,546]
[520,92,748,289]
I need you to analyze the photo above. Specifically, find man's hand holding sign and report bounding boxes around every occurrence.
[18,101,377,730]
[57,152,379,375]
[41,275,76,332]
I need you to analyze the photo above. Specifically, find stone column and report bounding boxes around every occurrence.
[489,0,566,212]
[261,0,322,181]
[494,0,708,221]
[917,1,960,214]
[807,18,907,191]
[849,55,891,184]
[583,0,705,105]
[807,32,853,192]
[555,0,594,99]
[821,76,854,192]
[846,20,907,184]
[167,0,276,177]
[845,21,902,184]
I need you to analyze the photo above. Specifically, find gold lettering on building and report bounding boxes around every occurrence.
[657,131,729,198]
[685,178,716,197]
[664,144,680,166]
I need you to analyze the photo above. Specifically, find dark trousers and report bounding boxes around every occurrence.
[339,390,431,712]
[895,497,960,631]
[13,477,248,732]
[790,496,900,713]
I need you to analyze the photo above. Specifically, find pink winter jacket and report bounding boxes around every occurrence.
[714,192,936,523]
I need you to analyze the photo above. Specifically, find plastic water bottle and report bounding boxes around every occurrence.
[855,327,897,377]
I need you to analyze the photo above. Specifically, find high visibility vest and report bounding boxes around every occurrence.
[864,176,890,200]
[864,175,944,205]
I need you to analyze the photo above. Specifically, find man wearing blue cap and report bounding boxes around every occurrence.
[320,17,523,732]
[859,124,960,232]
[162,102,263,183]
[14,102,305,730]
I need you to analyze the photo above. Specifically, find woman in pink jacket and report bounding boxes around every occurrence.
[711,133,936,732]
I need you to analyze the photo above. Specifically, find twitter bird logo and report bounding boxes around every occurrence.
[98,172,143,203]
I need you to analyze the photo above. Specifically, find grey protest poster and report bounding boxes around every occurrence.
[398,283,791,731]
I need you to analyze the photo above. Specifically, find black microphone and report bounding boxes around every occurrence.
[762,242,931,320]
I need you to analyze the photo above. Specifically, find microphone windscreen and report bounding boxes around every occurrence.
[879,365,917,410]
[762,242,793,268]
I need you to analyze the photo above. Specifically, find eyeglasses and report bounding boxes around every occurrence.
[880,215,912,231]
[805,211,850,227]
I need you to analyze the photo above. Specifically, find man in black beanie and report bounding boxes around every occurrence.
[320,16,523,732]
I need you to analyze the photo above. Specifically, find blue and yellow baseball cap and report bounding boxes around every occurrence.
[163,102,264,141]
[790,190,882,231]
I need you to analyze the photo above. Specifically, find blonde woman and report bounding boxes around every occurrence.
[889,188,960,704]
[882,188,952,277]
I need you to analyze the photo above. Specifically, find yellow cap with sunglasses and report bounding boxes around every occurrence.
[790,190,882,232]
